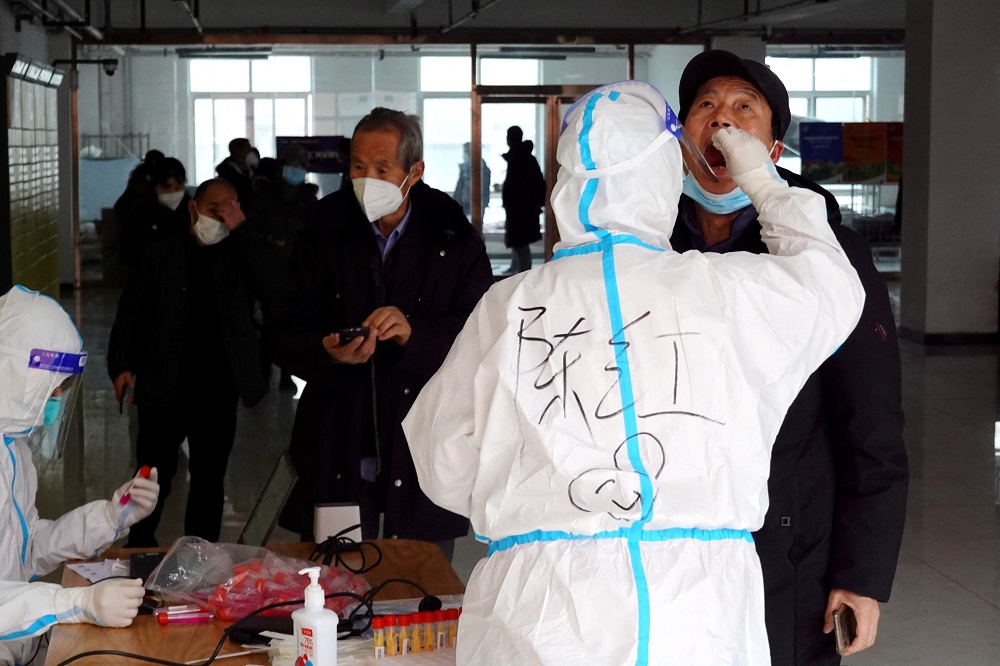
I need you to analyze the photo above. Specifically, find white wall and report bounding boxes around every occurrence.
[0,4,51,62]
[129,55,186,158]
[636,45,705,112]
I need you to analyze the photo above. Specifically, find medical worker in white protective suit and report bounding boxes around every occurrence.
[403,80,865,665]
[0,286,159,664]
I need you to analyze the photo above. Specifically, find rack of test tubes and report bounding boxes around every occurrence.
[371,608,461,659]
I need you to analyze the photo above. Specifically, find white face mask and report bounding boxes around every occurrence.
[193,209,230,246]
[352,171,413,223]
[158,190,185,211]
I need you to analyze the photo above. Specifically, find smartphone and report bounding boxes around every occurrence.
[337,326,370,344]
[832,605,858,656]
[118,383,133,415]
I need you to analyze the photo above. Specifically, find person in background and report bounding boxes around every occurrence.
[0,286,159,664]
[671,49,908,663]
[252,157,282,194]
[216,138,257,205]
[267,107,493,559]
[246,144,319,389]
[113,149,165,225]
[119,157,189,266]
[403,80,864,665]
[108,179,267,548]
[500,125,545,273]
[454,141,491,220]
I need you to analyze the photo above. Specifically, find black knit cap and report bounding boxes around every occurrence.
[678,50,791,141]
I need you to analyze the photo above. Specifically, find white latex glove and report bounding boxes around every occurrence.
[106,467,160,532]
[711,127,786,205]
[53,578,145,627]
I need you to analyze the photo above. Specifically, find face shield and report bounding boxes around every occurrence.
[23,348,87,459]
[0,286,86,449]
[561,81,719,185]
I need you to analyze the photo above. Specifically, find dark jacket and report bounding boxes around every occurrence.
[501,140,545,248]
[216,159,254,207]
[107,229,268,410]
[119,196,191,267]
[267,181,494,540]
[670,167,908,666]
[244,181,319,311]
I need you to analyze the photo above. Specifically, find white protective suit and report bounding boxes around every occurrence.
[403,81,865,665]
[0,286,155,664]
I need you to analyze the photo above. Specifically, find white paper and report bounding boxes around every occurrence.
[66,559,129,583]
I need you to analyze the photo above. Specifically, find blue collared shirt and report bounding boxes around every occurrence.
[371,203,412,260]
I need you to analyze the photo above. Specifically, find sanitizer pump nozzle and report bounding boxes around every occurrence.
[292,566,338,665]
[301,566,325,609]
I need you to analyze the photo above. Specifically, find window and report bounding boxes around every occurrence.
[420,57,471,92]
[252,57,311,93]
[479,58,540,85]
[190,57,312,183]
[765,56,871,122]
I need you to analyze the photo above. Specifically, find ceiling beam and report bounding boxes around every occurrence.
[80,26,902,47]
[386,0,432,12]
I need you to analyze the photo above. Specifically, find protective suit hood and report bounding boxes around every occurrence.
[552,81,684,251]
[0,286,84,434]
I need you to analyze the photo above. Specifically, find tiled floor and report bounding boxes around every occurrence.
[36,284,1000,663]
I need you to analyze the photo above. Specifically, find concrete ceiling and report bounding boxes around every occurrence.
[7,0,907,44]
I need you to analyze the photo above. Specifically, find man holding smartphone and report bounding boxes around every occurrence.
[267,107,493,559]
[670,50,908,662]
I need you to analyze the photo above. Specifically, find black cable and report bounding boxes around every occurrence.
[345,577,440,630]
[309,526,383,574]
[24,631,48,665]
[51,589,372,666]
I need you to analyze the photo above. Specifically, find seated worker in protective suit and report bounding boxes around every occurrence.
[403,81,865,665]
[0,286,159,664]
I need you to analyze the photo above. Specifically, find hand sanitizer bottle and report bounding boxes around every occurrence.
[292,566,338,666]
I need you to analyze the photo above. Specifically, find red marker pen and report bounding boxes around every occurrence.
[120,465,152,506]
[157,611,213,625]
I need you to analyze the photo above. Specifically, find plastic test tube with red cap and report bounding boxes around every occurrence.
[157,611,213,625]
[120,465,152,505]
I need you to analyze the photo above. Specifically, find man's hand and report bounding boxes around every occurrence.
[113,371,135,405]
[364,306,412,347]
[823,589,880,655]
[217,199,246,231]
[322,329,377,364]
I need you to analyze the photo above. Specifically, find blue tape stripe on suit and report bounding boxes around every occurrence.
[577,91,651,666]
[5,437,29,565]
[551,234,664,260]
[479,527,754,556]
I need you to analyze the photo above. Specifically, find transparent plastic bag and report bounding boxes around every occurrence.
[145,537,370,621]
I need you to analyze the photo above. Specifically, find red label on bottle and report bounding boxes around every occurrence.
[301,627,313,637]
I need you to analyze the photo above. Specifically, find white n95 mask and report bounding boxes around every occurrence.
[193,211,230,246]
[352,172,412,222]
[158,190,185,211]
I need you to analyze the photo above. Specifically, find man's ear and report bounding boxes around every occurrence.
[187,198,198,223]
[409,160,425,184]
[769,140,785,163]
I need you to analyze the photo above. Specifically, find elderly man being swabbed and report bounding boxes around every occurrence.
[403,81,864,665]
[0,287,159,664]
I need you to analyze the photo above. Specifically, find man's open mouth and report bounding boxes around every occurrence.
[704,144,727,169]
